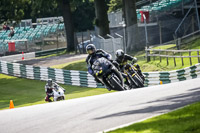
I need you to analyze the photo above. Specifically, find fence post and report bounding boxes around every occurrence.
[197,51,200,63]
[189,51,192,65]
[180,52,184,66]
[173,52,176,67]
[159,21,162,45]
[178,38,181,50]
[146,48,150,62]
[143,14,150,62]
[166,51,169,66]
[159,50,161,62]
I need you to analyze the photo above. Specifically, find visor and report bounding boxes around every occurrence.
[87,50,94,54]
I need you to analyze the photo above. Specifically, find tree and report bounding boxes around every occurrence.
[94,0,110,37]
[73,1,95,31]
[57,0,75,52]
[0,0,30,24]
[31,0,60,21]
[123,0,141,51]
[108,0,122,13]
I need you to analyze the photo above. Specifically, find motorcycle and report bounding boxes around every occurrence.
[132,63,145,82]
[123,63,145,89]
[49,86,65,102]
[92,57,126,91]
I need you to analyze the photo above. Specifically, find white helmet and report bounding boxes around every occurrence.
[115,49,124,59]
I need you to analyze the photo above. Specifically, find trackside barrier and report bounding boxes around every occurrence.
[0,60,200,88]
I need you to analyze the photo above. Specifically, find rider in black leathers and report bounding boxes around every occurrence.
[85,44,113,91]
[115,49,144,82]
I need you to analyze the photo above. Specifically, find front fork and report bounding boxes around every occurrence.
[132,64,145,81]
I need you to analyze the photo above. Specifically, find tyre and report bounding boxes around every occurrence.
[57,96,65,101]
[129,74,144,88]
[133,75,144,88]
[110,74,125,91]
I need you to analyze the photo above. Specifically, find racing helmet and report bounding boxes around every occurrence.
[132,57,138,64]
[86,44,96,55]
[115,49,124,60]
[47,79,53,86]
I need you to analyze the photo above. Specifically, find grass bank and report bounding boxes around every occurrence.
[108,102,200,133]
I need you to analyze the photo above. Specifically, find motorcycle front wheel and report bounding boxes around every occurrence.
[131,74,144,88]
[109,72,125,91]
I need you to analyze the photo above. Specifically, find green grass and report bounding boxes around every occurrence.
[152,44,176,50]
[51,59,87,71]
[0,74,111,110]
[36,50,75,59]
[108,102,200,133]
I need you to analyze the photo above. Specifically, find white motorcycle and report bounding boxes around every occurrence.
[49,86,65,102]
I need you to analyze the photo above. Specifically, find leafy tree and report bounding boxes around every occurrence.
[31,0,60,21]
[0,0,30,24]
[108,0,122,13]
[73,1,95,31]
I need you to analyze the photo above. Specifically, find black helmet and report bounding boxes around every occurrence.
[115,49,124,59]
[86,44,96,55]
[47,79,53,86]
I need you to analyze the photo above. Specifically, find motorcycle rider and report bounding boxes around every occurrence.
[45,79,65,102]
[85,44,113,91]
[115,49,144,80]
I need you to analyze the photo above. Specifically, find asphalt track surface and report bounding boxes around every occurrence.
[17,54,88,67]
[1,78,200,133]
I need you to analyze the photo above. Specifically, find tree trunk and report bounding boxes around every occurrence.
[94,0,110,37]
[123,0,141,51]
[58,0,75,52]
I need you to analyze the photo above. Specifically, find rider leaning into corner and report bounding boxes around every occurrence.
[45,79,65,102]
[115,49,138,71]
[85,44,113,91]
[115,49,144,80]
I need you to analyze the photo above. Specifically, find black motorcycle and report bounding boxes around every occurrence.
[123,63,144,88]
[92,57,125,91]
[132,63,145,82]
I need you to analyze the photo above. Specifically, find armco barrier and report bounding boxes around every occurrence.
[0,60,200,88]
